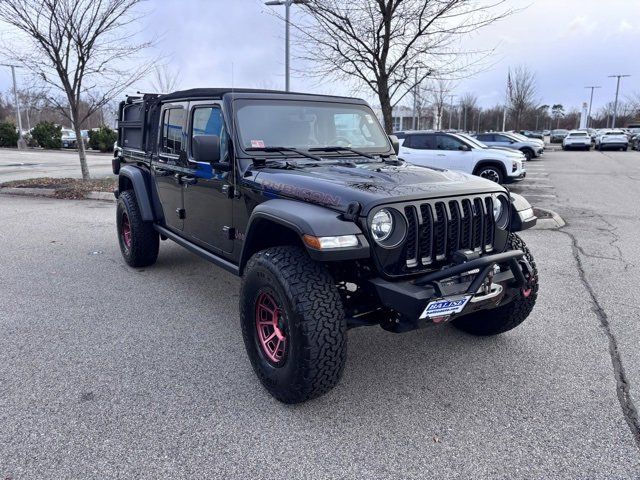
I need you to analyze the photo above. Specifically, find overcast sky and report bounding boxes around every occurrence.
[0,0,637,113]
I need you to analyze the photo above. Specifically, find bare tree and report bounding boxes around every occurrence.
[459,92,477,131]
[0,0,153,179]
[430,79,453,130]
[551,104,564,129]
[150,65,181,94]
[294,0,513,133]
[507,65,537,130]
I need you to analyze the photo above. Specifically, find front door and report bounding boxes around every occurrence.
[153,104,188,232]
[434,134,470,172]
[182,103,235,254]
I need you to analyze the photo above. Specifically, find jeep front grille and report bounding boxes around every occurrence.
[374,195,497,277]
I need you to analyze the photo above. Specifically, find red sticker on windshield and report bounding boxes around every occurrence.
[251,140,265,148]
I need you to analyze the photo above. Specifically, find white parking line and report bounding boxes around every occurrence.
[522,193,557,198]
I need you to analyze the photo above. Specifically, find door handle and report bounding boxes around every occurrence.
[437,154,446,156]
[154,166,169,174]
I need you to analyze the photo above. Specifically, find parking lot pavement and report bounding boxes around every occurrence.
[0,148,114,182]
[2,183,640,477]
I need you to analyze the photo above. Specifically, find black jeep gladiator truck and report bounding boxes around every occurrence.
[113,88,538,404]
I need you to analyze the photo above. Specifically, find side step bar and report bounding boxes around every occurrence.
[154,225,240,276]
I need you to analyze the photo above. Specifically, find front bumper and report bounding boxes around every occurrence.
[367,249,531,329]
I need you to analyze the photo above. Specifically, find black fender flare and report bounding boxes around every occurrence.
[117,165,155,222]
[474,160,507,179]
[509,192,537,231]
[239,198,369,274]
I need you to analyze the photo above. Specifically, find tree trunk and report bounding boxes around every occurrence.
[377,79,393,134]
[71,111,90,180]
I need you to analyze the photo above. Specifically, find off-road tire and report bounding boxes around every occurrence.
[240,246,347,404]
[116,190,159,267]
[452,233,538,336]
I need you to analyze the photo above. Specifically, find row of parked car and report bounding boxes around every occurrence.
[551,126,640,150]
[555,127,640,151]
[393,130,545,185]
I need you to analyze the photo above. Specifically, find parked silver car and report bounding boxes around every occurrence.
[474,132,544,161]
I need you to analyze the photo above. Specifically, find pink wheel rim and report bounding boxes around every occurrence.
[122,213,132,249]
[255,291,287,365]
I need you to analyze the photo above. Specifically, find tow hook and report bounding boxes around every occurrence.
[518,257,534,298]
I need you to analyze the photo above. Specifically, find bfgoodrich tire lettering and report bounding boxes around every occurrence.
[116,190,159,267]
[240,246,347,404]
[452,233,538,336]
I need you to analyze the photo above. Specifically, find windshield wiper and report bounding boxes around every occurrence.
[308,145,375,159]
[246,146,323,162]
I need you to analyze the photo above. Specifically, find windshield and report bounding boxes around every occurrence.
[456,133,487,149]
[235,100,390,153]
[509,133,530,142]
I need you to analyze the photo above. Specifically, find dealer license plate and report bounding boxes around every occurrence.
[419,295,472,320]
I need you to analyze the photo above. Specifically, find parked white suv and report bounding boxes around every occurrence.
[562,130,591,151]
[595,130,629,151]
[399,132,526,184]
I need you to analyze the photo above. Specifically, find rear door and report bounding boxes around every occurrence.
[182,102,235,254]
[399,134,441,167]
[153,103,187,232]
[476,133,496,147]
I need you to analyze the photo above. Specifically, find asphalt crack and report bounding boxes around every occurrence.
[559,228,640,450]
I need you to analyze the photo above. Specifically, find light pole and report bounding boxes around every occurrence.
[1,63,26,149]
[584,85,601,128]
[608,74,630,128]
[447,94,455,130]
[265,0,307,92]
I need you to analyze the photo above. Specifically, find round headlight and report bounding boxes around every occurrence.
[493,197,504,221]
[371,209,393,242]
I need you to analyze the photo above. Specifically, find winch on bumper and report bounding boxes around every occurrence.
[367,249,534,332]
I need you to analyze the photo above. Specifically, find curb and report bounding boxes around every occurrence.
[0,187,57,197]
[86,191,116,202]
[532,207,565,230]
[1,187,115,203]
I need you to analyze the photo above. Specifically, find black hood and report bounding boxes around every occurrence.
[251,161,505,215]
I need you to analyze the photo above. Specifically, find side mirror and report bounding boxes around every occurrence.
[192,134,221,164]
[458,144,470,151]
[388,135,400,155]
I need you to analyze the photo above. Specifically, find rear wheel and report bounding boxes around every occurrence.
[476,165,504,184]
[240,246,347,404]
[116,190,159,267]
[453,233,538,336]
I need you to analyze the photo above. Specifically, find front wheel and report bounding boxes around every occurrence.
[453,233,538,336]
[240,246,347,403]
[522,149,533,160]
[476,165,504,184]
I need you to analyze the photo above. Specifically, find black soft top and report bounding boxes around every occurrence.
[158,88,366,104]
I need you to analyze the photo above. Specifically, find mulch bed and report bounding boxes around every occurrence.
[1,177,117,199]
